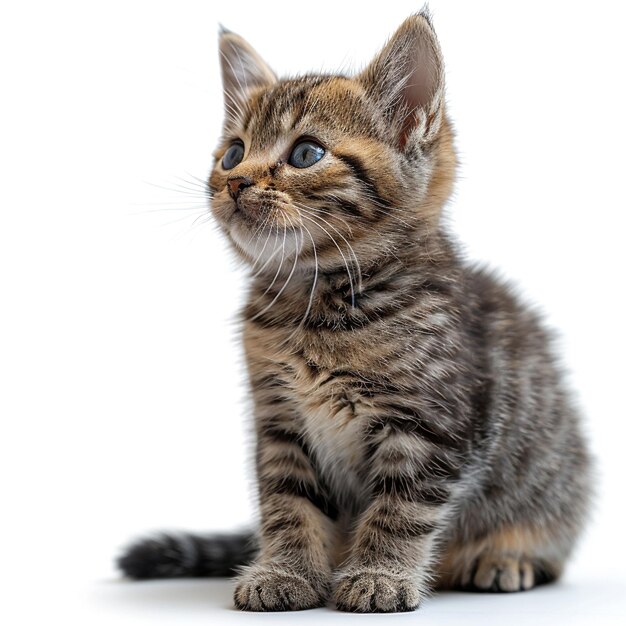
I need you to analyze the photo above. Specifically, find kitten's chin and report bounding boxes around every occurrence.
[229,221,302,268]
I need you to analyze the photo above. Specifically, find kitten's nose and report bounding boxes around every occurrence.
[227,176,254,199]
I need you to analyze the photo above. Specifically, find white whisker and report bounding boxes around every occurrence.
[295,221,319,332]
[248,212,273,261]
[251,218,301,321]
[293,202,363,297]
[296,210,357,309]
[262,218,288,295]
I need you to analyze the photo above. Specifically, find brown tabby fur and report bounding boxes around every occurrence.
[118,10,591,613]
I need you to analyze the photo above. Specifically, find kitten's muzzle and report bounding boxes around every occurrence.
[228,176,254,200]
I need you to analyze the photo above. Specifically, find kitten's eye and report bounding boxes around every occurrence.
[222,142,244,170]
[288,140,325,169]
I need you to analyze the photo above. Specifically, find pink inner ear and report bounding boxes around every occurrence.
[398,46,441,146]
[407,56,438,110]
[358,15,445,147]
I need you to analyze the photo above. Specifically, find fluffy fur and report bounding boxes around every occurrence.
[118,11,591,613]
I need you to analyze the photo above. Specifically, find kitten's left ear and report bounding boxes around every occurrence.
[359,11,445,148]
[219,28,276,115]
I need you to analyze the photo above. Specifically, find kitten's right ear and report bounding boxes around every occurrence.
[219,28,276,116]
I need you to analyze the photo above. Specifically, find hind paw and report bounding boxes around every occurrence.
[463,555,552,592]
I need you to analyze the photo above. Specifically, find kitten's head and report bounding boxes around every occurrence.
[209,12,456,274]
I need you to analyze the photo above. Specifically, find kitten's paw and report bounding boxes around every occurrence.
[334,570,420,613]
[463,555,555,592]
[234,565,327,611]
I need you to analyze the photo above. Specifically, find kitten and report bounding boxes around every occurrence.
[118,11,591,613]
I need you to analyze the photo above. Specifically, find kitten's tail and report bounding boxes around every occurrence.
[116,530,258,580]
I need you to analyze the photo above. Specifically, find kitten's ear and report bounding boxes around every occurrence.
[359,11,445,148]
[219,28,276,114]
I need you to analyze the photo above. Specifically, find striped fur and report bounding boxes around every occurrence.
[118,11,591,612]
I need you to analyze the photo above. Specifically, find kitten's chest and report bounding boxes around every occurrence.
[246,320,386,503]
[283,343,375,504]
[298,379,365,502]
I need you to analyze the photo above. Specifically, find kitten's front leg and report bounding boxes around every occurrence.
[234,411,336,611]
[334,415,460,613]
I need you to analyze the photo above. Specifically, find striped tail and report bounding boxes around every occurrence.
[117,530,258,580]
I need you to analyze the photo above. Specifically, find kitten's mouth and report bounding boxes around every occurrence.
[230,198,271,233]
[227,196,305,264]
[230,189,296,228]
[233,196,255,216]
[229,188,269,219]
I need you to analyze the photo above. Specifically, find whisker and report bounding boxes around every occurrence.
[183,171,210,186]
[252,229,285,277]
[190,208,213,229]
[294,221,319,332]
[292,202,363,297]
[358,192,415,229]
[172,175,211,195]
[131,201,209,208]
[144,180,208,199]
[251,218,301,321]
[250,212,278,271]
[293,197,355,234]
[154,211,209,229]
[296,210,357,309]
[167,181,211,198]
[250,210,273,249]
[262,219,288,295]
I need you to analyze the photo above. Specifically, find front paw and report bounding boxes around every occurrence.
[334,570,420,613]
[234,564,327,611]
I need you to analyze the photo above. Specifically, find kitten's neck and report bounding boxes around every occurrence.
[246,229,460,329]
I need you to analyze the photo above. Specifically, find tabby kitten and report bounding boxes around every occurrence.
[118,11,591,613]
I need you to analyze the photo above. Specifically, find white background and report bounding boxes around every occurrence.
[1,1,625,624]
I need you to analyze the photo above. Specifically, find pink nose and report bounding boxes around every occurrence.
[228,176,253,199]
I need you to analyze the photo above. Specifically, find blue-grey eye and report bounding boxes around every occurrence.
[288,140,325,168]
[222,142,244,170]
